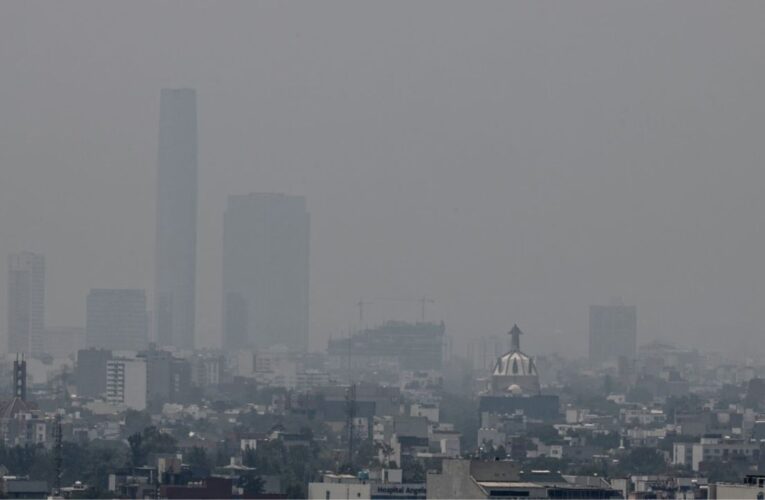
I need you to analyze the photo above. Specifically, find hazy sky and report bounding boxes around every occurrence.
[2,1,765,356]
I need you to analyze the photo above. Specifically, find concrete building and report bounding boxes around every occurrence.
[589,303,637,366]
[426,459,618,499]
[710,475,765,500]
[222,193,310,352]
[687,436,761,472]
[75,348,113,399]
[7,252,45,356]
[308,471,425,500]
[86,289,148,351]
[140,346,190,407]
[155,88,198,350]
[328,321,445,371]
[106,358,147,410]
[307,474,371,500]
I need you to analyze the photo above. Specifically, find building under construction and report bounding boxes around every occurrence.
[327,321,445,371]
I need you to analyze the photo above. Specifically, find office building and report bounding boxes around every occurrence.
[589,304,637,366]
[86,289,148,351]
[140,345,191,407]
[7,252,45,356]
[155,88,198,350]
[327,321,445,371]
[426,459,618,499]
[75,348,113,399]
[222,193,310,352]
[106,357,147,411]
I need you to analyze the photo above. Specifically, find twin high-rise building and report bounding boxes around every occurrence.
[223,193,310,352]
[7,252,45,355]
[86,289,148,351]
[155,89,198,350]
[588,304,637,366]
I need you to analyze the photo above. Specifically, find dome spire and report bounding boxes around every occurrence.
[509,324,523,352]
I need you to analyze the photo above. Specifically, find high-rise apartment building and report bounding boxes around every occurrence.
[106,357,147,411]
[86,289,148,351]
[588,304,637,366]
[155,88,197,350]
[7,252,45,355]
[223,193,310,352]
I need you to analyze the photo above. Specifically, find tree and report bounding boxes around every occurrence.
[240,474,265,496]
[616,448,666,475]
[124,410,152,436]
[127,426,177,467]
[401,455,426,483]
[185,447,212,477]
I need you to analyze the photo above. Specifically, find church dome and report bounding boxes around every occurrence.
[493,350,538,377]
[489,324,541,396]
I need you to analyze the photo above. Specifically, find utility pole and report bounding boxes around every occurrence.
[53,413,62,496]
[345,384,357,472]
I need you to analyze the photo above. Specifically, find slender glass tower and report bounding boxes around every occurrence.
[155,89,197,350]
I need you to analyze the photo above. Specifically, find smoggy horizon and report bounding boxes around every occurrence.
[2,1,765,358]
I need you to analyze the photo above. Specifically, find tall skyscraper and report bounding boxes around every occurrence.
[589,304,637,366]
[155,88,197,350]
[86,289,148,351]
[7,252,45,355]
[223,193,310,352]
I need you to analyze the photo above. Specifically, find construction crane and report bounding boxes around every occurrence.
[374,296,435,322]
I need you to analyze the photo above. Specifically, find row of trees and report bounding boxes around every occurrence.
[0,440,126,497]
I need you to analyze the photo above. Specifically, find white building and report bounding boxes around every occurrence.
[106,358,147,410]
[411,403,439,423]
[673,436,762,472]
[308,474,371,500]
[711,475,765,499]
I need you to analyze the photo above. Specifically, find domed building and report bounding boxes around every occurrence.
[478,325,560,426]
[489,324,540,395]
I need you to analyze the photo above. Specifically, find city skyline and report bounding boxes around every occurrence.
[2,2,765,357]
[2,3,765,497]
